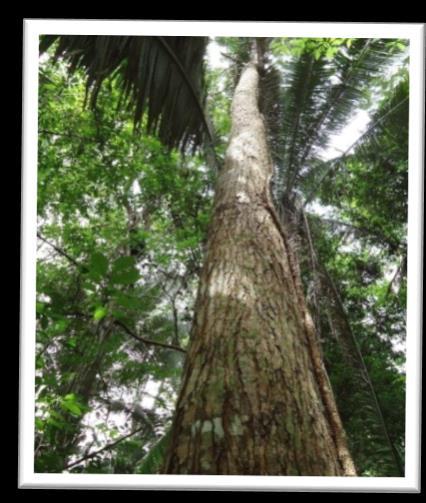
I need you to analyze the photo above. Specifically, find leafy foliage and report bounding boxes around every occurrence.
[35,54,211,472]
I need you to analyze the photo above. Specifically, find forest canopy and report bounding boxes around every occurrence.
[35,35,408,476]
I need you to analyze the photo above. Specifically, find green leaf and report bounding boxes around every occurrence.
[35,417,44,430]
[313,48,322,60]
[51,319,68,334]
[93,306,108,321]
[36,301,46,314]
[112,256,136,271]
[61,394,84,417]
[115,292,141,309]
[326,47,336,60]
[67,337,77,348]
[62,401,83,417]
[47,417,64,428]
[110,256,140,285]
[88,252,109,281]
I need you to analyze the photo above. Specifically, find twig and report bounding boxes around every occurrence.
[114,319,186,354]
[220,51,240,64]
[386,255,407,298]
[37,232,81,268]
[64,426,145,470]
[172,299,180,346]
[65,311,187,354]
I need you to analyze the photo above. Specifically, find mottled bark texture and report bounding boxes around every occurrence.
[164,60,356,476]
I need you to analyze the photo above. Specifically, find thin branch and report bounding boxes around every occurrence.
[37,232,81,268]
[64,426,145,470]
[171,299,180,347]
[386,255,407,298]
[113,319,186,354]
[97,396,156,428]
[219,51,240,64]
[65,311,187,354]
[301,208,322,338]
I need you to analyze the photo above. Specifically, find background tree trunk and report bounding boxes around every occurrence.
[164,58,356,475]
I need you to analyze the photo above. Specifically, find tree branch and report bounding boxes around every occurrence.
[113,319,186,354]
[65,311,187,354]
[64,426,145,470]
[37,232,81,268]
[386,255,407,298]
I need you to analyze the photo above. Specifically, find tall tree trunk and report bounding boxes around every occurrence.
[164,55,356,475]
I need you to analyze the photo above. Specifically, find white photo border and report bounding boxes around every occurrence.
[20,19,425,492]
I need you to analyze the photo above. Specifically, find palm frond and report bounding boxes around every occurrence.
[294,40,398,172]
[272,53,333,201]
[40,35,211,152]
[301,76,409,208]
[269,39,405,202]
[259,65,283,151]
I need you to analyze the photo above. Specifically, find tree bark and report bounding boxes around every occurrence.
[164,57,356,476]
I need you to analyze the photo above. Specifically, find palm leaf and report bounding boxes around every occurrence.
[293,40,397,175]
[301,76,409,208]
[269,38,405,201]
[40,35,212,152]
